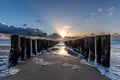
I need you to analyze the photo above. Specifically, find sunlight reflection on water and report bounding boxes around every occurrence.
[58,46,68,56]
[54,41,69,56]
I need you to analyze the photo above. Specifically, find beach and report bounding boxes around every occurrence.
[0,40,120,80]
[0,53,109,80]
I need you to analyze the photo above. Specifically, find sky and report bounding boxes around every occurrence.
[0,0,120,36]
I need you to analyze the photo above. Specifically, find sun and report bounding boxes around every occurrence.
[60,31,67,38]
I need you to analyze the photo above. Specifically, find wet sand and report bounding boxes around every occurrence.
[0,54,110,80]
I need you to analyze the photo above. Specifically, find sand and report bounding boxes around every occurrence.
[0,54,110,80]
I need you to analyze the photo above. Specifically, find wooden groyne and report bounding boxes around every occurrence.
[64,34,111,68]
[8,34,111,68]
[9,35,58,67]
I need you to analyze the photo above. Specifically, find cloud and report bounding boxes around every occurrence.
[108,6,115,16]
[0,22,5,25]
[85,19,90,22]
[85,15,95,22]
[98,8,103,12]
[22,24,27,26]
[92,12,95,16]
[36,19,42,23]
[64,25,70,29]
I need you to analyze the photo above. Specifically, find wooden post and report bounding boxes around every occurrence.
[26,38,31,58]
[74,40,78,52]
[84,37,89,59]
[68,40,72,48]
[96,36,102,64]
[32,39,37,55]
[38,39,48,52]
[72,40,76,51]
[77,39,81,53]
[45,40,49,50]
[47,40,49,49]
[101,35,111,67]
[79,38,85,56]
[20,37,26,61]
[37,39,41,53]
[89,37,95,62]
[48,40,51,48]
[44,40,48,50]
[40,39,43,51]
[9,35,20,67]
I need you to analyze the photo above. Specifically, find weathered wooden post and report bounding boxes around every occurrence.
[72,40,76,51]
[73,39,78,52]
[20,37,26,61]
[32,40,37,55]
[64,41,67,46]
[68,40,70,47]
[26,38,31,58]
[84,37,89,59]
[66,41,68,46]
[48,40,50,49]
[40,39,43,51]
[77,39,81,53]
[43,39,48,50]
[66,40,69,47]
[69,40,72,48]
[46,40,49,50]
[79,38,85,56]
[41,39,47,51]
[96,36,102,64]
[101,35,111,67]
[50,40,52,48]
[89,37,95,62]
[39,39,43,51]
[32,39,37,55]
[47,40,50,48]
[9,35,20,67]
[37,39,41,53]
[50,40,54,48]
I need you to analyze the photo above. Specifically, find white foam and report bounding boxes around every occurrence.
[65,40,120,80]
[0,67,20,77]
[62,63,69,67]
[33,57,53,66]
[0,65,8,71]
[80,59,120,80]
[62,63,81,70]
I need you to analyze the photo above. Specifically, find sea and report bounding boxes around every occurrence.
[0,39,120,80]
[0,40,10,71]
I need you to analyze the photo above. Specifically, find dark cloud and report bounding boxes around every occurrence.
[0,22,6,26]
[36,19,42,23]
[0,23,47,37]
[22,24,27,26]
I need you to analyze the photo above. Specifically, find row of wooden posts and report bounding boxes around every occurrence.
[64,34,111,68]
[9,35,58,67]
